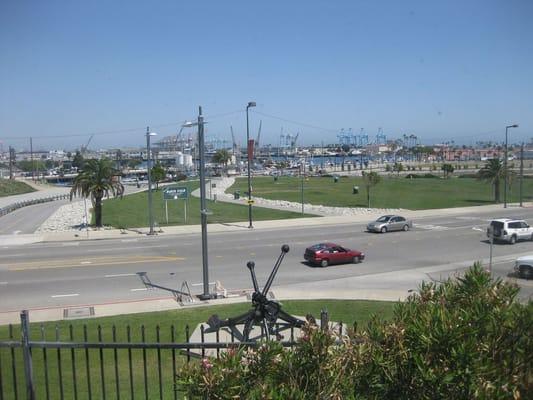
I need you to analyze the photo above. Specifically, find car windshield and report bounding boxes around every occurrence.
[376,216,391,222]
[309,244,329,251]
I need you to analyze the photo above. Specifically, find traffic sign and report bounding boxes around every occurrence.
[163,186,188,200]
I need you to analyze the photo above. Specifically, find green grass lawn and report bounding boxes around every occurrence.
[101,180,315,229]
[0,300,395,399]
[229,175,533,209]
[0,178,35,197]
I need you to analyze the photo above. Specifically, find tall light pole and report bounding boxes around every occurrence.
[182,107,213,300]
[146,127,157,234]
[246,101,256,229]
[504,124,518,208]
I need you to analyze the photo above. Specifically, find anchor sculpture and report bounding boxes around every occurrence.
[205,244,305,342]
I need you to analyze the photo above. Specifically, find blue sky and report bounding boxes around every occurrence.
[1,1,532,151]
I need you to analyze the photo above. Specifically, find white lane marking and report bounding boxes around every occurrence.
[80,261,92,264]
[105,273,137,278]
[130,288,148,292]
[51,293,79,298]
[0,282,8,285]
[121,239,138,243]
[413,224,450,231]
[62,242,80,246]
[85,245,169,253]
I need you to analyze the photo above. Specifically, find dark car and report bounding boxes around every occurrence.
[304,242,364,267]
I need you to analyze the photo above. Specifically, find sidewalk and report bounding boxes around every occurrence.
[0,180,70,209]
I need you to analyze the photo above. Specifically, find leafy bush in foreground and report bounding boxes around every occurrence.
[177,265,532,399]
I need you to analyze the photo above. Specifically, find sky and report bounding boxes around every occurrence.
[1,0,532,152]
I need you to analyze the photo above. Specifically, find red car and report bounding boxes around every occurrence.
[304,242,365,267]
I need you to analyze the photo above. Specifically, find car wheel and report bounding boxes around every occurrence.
[510,235,517,245]
[519,265,533,280]
[352,256,361,264]
[530,233,533,241]
[320,259,329,268]
[403,225,409,232]
[380,226,387,233]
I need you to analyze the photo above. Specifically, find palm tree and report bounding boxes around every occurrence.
[70,158,124,227]
[477,158,513,203]
[212,149,231,175]
[362,171,381,208]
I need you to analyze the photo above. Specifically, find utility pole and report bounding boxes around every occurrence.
[197,106,212,300]
[301,161,304,215]
[30,137,35,182]
[520,142,524,207]
[504,124,519,208]
[9,146,14,179]
[146,127,157,235]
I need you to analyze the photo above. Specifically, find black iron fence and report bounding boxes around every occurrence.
[0,195,69,217]
[0,311,339,400]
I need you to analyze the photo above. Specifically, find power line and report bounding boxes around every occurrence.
[0,109,246,142]
[252,111,338,133]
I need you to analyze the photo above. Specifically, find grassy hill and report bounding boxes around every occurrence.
[0,178,36,197]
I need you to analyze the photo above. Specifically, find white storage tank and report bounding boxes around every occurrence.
[183,153,193,167]
[175,152,184,166]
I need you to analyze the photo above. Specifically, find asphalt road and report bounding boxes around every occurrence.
[1,207,532,312]
[0,199,70,234]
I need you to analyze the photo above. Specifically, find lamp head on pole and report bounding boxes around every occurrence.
[147,132,157,137]
[247,101,256,109]
[506,124,519,129]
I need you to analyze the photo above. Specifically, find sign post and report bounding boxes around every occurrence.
[163,186,189,224]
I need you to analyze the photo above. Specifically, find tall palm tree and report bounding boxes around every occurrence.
[70,158,124,227]
[477,158,513,203]
[362,171,381,208]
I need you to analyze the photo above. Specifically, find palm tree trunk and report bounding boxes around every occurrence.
[95,196,103,227]
[494,180,500,203]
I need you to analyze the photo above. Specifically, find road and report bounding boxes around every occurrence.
[0,199,71,235]
[1,207,532,313]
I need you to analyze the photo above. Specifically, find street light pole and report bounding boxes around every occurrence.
[197,106,212,300]
[146,127,157,235]
[504,124,518,208]
[182,109,212,300]
[246,101,256,229]
[520,142,524,207]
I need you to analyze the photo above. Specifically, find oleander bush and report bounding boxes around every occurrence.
[177,264,532,399]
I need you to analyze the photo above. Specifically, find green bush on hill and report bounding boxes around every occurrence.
[177,264,532,399]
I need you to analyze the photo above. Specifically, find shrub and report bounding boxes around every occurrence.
[404,173,440,179]
[177,265,532,399]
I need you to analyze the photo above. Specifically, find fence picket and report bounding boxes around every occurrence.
[41,324,50,400]
[97,325,106,400]
[111,325,120,400]
[69,325,79,400]
[56,325,64,400]
[9,324,18,400]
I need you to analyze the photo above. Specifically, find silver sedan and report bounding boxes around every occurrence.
[367,215,413,233]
